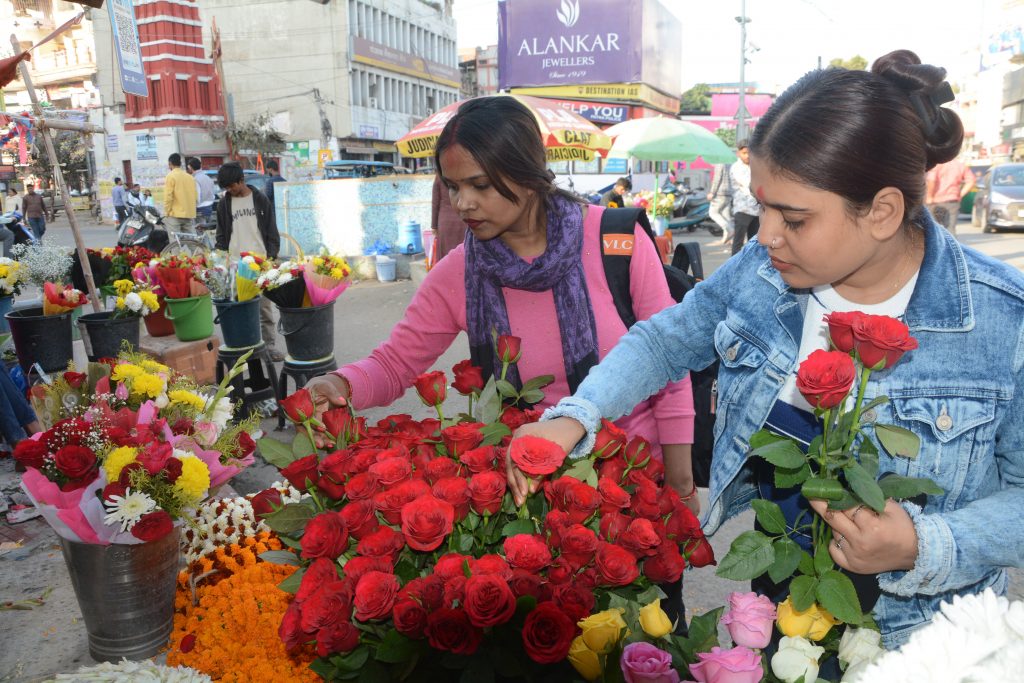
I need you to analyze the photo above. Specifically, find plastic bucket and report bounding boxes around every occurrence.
[396,219,423,254]
[163,294,213,342]
[214,297,262,349]
[143,296,176,337]
[375,255,397,282]
[60,529,180,662]
[278,300,334,361]
[78,311,140,362]
[0,295,12,334]
[5,306,73,374]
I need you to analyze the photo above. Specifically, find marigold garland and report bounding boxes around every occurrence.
[168,561,318,682]
[176,533,284,604]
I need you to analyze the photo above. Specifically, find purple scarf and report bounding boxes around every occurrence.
[464,193,599,392]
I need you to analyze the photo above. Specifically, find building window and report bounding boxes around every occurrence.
[177,79,189,110]
[198,81,211,113]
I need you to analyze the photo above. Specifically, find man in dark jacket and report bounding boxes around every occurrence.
[600,176,632,208]
[215,162,283,360]
[263,159,286,208]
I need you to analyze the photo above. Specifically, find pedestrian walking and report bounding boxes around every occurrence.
[263,159,286,209]
[21,184,45,241]
[729,140,759,254]
[187,157,216,224]
[111,177,128,227]
[707,162,734,246]
[925,157,974,235]
[163,153,197,234]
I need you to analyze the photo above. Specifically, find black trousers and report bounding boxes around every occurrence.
[731,212,760,255]
[115,205,128,225]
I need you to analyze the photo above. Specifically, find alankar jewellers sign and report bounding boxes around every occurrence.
[498,0,642,89]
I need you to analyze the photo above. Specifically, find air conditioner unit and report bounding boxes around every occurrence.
[368,97,379,109]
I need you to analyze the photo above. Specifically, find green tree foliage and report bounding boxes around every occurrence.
[828,55,868,70]
[679,83,712,115]
[28,130,88,190]
[714,127,737,149]
[224,112,286,164]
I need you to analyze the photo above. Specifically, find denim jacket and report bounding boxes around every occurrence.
[545,215,1024,648]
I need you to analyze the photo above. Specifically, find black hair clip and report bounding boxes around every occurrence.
[909,82,955,138]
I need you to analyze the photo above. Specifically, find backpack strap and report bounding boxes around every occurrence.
[599,207,655,329]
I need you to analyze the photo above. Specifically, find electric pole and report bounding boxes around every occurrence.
[736,0,751,143]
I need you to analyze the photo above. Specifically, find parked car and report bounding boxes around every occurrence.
[41,188,65,220]
[971,163,1024,233]
[200,168,265,228]
[322,160,395,180]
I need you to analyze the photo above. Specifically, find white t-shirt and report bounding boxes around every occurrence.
[227,193,264,258]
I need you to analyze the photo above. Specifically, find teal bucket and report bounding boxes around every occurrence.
[214,297,262,349]
[0,295,12,334]
[164,294,213,342]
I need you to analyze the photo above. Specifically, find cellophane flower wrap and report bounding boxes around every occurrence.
[259,338,719,681]
[714,312,943,672]
[156,254,210,299]
[42,281,88,315]
[0,256,25,296]
[301,251,351,307]
[258,259,309,308]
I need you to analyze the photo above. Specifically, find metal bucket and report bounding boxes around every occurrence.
[59,529,181,662]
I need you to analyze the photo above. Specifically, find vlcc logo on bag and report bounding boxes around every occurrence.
[603,233,635,256]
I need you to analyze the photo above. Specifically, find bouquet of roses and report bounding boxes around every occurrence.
[0,256,25,296]
[110,278,160,318]
[302,251,351,307]
[714,312,942,676]
[257,259,308,308]
[252,337,717,681]
[42,281,88,315]
[155,255,210,299]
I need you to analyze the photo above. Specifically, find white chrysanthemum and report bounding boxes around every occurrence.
[124,291,143,312]
[52,659,213,682]
[277,272,293,284]
[103,489,157,532]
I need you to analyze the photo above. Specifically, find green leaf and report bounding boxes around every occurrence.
[334,647,370,672]
[375,629,417,664]
[789,575,818,611]
[816,569,863,626]
[292,431,316,458]
[674,606,723,660]
[257,436,297,468]
[797,550,815,576]
[858,439,879,478]
[474,378,501,425]
[878,474,944,500]
[768,537,803,584]
[261,502,315,534]
[750,435,806,469]
[775,462,812,489]
[457,532,474,553]
[813,542,834,576]
[495,379,518,398]
[515,594,538,618]
[827,489,860,511]
[460,656,496,683]
[860,396,889,412]
[875,423,921,459]
[562,457,596,483]
[520,374,555,392]
[478,422,511,447]
[463,511,481,531]
[277,534,302,550]
[715,530,775,581]
[356,659,391,683]
[749,429,786,449]
[394,559,419,583]
[309,658,336,680]
[751,499,787,535]
[502,519,535,537]
[277,567,305,594]
[801,477,845,501]
[844,461,886,513]
[258,550,301,566]
[520,389,545,405]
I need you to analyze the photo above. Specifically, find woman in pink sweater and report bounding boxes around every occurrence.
[306,97,696,505]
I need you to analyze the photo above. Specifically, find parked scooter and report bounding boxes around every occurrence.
[662,182,721,235]
[0,210,38,255]
[116,204,169,253]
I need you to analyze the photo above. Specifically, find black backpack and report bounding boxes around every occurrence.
[599,207,717,488]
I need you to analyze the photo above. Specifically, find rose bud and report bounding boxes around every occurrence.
[280,389,315,423]
[496,335,522,364]
[451,359,485,395]
[413,371,447,407]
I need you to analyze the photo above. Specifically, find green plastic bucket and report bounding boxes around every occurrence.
[163,293,213,341]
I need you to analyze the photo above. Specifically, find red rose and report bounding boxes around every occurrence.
[459,445,497,473]
[598,455,628,484]
[296,557,341,603]
[316,620,359,657]
[280,388,315,423]
[342,556,392,585]
[684,536,717,568]
[434,553,471,581]
[54,444,96,480]
[236,431,256,458]
[463,574,517,627]
[509,435,566,477]
[468,470,507,515]
[338,499,380,540]
[102,481,128,503]
[441,423,484,457]
[279,602,314,651]
[643,543,686,584]
[424,457,462,484]
[137,442,172,475]
[338,472,376,501]
[666,501,703,542]
[592,418,627,459]
[824,311,863,353]
[368,457,412,487]
[356,526,405,564]
[560,480,601,525]
[594,542,640,586]
[852,313,919,370]
[543,509,571,546]
[279,454,320,492]
[509,569,546,600]
[322,407,357,440]
[443,575,467,608]
[118,462,145,487]
[547,556,573,585]
[522,602,576,664]
[426,608,482,655]
[161,457,183,484]
[301,580,353,631]
[500,406,542,432]
[496,334,522,363]
[413,370,447,406]
[796,349,856,409]
[169,419,193,437]
[314,458,347,500]
[474,554,512,580]
[597,476,631,513]
[623,436,651,467]
[393,598,429,639]
[559,523,599,569]
[12,438,47,470]
[374,479,431,525]
[503,534,552,572]
[248,488,283,519]
[353,571,400,621]
[552,584,596,624]
[130,510,174,542]
[401,494,455,552]
[432,476,471,521]
[451,359,485,395]
[619,518,663,558]
[63,371,87,389]
[401,575,445,611]
[300,512,350,560]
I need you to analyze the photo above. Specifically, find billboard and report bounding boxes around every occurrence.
[351,37,460,88]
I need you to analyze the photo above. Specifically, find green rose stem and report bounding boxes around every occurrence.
[306,484,326,512]
[844,365,874,452]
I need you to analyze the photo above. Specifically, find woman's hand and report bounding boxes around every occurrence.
[808,499,919,574]
[506,418,586,506]
[304,373,351,421]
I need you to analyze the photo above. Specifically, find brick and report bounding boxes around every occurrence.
[139,332,220,386]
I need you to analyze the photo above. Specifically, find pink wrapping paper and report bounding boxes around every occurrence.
[303,269,350,307]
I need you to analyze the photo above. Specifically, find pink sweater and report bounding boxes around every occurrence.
[338,205,695,454]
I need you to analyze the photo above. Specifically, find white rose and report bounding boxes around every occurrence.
[771,636,824,683]
[839,627,883,669]
[265,268,280,281]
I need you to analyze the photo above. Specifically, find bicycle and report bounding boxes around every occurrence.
[160,221,217,257]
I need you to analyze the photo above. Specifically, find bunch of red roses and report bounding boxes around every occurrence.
[261,348,716,680]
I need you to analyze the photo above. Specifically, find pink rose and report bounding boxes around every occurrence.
[720,591,777,650]
[688,646,763,683]
[192,420,219,447]
[621,642,680,683]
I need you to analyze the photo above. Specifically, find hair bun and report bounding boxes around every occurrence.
[871,49,964,168]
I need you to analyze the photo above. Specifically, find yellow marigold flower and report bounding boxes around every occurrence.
[312,257,325,268]
[329,267,344,279]
[139,290,160,313]
[175,454,211,501]
[777,597,840,641]
[111,363,144,382]
[141,359,170,374]
[113,279,135,296]
[578,608,627,655]
[169,389,207,412]
[104,446,139,482]
[131,372,166,398]
[115,296,126,310]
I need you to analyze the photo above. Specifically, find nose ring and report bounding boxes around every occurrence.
[770,238,779,249]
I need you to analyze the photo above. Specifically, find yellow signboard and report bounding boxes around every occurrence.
[545,147,595,162]
[318,149,334,168]
[510,83,680,115]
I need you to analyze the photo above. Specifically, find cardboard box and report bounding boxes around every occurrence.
[139,333,220,386]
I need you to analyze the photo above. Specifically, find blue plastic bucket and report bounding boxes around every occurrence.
[214,297,262,349]
[375,255,397,282]
[396,219,423,254]
[0,295,12,334]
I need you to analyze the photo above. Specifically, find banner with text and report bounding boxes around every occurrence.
[107,0,148,97]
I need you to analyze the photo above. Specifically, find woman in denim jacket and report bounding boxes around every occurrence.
[507,49,1024,649]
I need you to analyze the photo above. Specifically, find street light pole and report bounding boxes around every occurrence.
[736,0,751,142]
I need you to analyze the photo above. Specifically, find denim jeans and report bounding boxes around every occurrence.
[0,368,36,446]
[27,216,45,240]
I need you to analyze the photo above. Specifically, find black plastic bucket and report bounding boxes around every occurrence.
[6,306,73,374]
[78,311,140,362]
[277,300,334,361]
[214,297,262,349]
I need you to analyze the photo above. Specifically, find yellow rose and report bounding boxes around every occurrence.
[776,597,840,641]
[103,446,139,482]
[567,636,603,682]
[578,608,627,655]
[639,599,673,638]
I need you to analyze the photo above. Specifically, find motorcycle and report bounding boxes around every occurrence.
[116,204,169,253]
[0,210,38,254]
[662,182,721,235]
